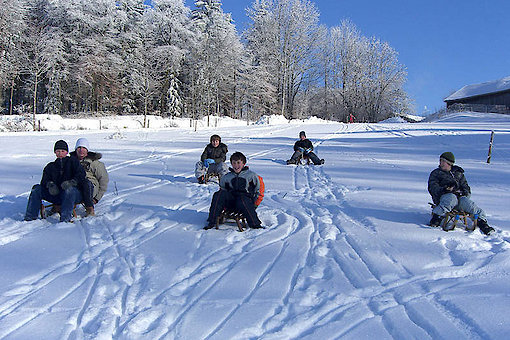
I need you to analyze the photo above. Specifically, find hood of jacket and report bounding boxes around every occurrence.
[70,150,103,161]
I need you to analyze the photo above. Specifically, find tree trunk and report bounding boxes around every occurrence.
[9,78,15,115]
[32,74,38,131]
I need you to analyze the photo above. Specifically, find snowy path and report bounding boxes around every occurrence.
[1,116,510,339]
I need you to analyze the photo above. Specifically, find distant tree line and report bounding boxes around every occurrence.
[0,0,412,128]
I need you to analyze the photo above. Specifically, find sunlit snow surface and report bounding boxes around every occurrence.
[1,112,509,339]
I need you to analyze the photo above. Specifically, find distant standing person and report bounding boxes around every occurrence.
[70,138,109,216]
[428,152,494,235]
[195,134,229,184]
[286,131,324,165]
[24,140,89,222]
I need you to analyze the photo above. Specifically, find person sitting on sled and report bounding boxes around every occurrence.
[195,134,229,184]
[204,152,263,230]
[70,138,109,216]
[428,151,494,235]
[24,140,91,223]
[286,131,324,165]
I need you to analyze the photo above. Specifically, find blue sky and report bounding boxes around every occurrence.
[186,0,510,115]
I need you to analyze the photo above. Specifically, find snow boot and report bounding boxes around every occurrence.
[286,159,296,165]
[478,219,494,235]
[319,159,325,165]
[86,206,95,217]
[429,213,442,227]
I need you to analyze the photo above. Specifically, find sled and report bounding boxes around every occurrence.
[213,209,248,232]
[428,203,478,232]
[297,154,311,165]
[204,172,220,184]
[40,202,80,219]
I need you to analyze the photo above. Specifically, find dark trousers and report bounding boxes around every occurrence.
[207,190,261,228]
[25,184,83,222]
[82,180,94,208]
[290,150,322,164]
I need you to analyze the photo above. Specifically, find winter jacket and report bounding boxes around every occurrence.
[200,143,228,164]
[41,156,88,192]
[220,166,261,203]
[428,165,471,204]
[70,151,109,202]
[293,139,314,152]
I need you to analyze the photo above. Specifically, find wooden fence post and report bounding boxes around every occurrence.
[487,131,495,163]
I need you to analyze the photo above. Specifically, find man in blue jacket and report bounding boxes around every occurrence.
[24,140,92,222]
[428,151,494,235]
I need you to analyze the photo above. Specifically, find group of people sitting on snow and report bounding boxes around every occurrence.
[23,131,495,235]
[24,138,109,223]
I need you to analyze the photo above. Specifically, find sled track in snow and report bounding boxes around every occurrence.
[255,163,495,339]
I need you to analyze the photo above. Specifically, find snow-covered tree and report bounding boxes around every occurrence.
[151,0,194,117]
[0,0,26,115]
[324,20,411,122]
[188,0,243,125]
[245,0,322,119]
[19,0,64,128]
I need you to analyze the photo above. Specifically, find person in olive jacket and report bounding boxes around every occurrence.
[204,152,263,230]
[195,134,229,184]
[428,151,494,235]
[24,140,91,222]
[70,138,109,216]
[286,131,324,165]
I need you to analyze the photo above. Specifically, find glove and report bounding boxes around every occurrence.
[297,147,305,153]
[47,181,60,196]
[61,179,77,190]
[305,148,312,154]
[204,159,215,167]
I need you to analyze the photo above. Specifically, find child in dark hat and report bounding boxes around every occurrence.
[286,131,324,165]
[195,134,229,184]
[205,152,263,230]
[24,140,90,222]
[428,151,494,235]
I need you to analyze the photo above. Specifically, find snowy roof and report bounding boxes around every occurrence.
[444,75,510,102]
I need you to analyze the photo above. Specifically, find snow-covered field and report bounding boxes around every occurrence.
[1,112,510,339]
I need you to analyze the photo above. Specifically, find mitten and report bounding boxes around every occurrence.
[47,181,60,196]
[61,179,77,190]
[297,147,305,153]
[305,148,312,154]
[204,159,215,167]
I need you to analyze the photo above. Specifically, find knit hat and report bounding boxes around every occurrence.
[440,152,455,165]
[75,137,90,151]
[54,140,69,152]
[299,131,306,138]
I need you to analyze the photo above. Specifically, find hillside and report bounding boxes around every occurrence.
[1,113,510,339]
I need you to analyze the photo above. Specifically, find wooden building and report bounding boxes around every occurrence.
[444,76,510,114]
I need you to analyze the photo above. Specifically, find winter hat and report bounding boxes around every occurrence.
[299,131,306,138]
[440,152,455,165]
[75,137,90,151]
[54,140,69,152]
